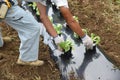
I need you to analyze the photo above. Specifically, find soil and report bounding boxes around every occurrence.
[0,0,120,80]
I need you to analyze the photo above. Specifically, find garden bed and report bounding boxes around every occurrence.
[0,0,120,80]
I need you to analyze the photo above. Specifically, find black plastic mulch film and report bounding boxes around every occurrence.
[47,4,120,80]
[24,2,120,80]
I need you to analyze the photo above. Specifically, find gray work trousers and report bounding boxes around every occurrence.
[3,5,51,61]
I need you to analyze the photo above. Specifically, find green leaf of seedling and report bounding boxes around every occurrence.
[28,2,40,16]
[73,28,100,44]
[90,33,100,44]
[73,32,80,39]
[73,16,79,22]
[53,24,62,35]
[82,29,88,34]
[36,8,40,15]
[28,2,37,10]
[59,40,73,52]
[73,29,88,39]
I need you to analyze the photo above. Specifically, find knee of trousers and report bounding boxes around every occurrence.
[38,23,52,44]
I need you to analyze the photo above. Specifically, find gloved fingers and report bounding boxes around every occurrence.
[53,49,64,57]
[54,35,64,44]
[81,34,94,50]
[54,35,64,51]
[85,42,93,50]
[86,45,93,50]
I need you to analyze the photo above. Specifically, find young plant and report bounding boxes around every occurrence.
[53,23,62,35]
[73,16,79,22]
[73,32,79,39]
[73,29,101,44]
[82,29,88,34]
[59,39,73,52]
[73,28,88,39]
[28,2,40,16]
[90,33,100,44]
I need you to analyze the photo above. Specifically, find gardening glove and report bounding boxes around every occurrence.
[81,35,93,50]
[53,49,64,57]
[54,35,64,51]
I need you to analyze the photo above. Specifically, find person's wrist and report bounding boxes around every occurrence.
[53,35,59,40]
[81,34,87,40]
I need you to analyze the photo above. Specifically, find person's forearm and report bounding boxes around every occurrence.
[59,7,85,38]
[67,18,85,38]
[36,2,57,37]
[40,15,58,37]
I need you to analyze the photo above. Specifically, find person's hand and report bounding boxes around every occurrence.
[81,35,93,50]
[54,35,64,51]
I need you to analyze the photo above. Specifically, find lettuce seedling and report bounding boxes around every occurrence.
[82,29,88,34]
[53,24,62,35]
[73,32,79,39]
[73,29,100,44]
[90,33,100,44]
[73,29,88,39]
[73,16,79,22]
[28,2,40,16]
[59,40,73,52]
